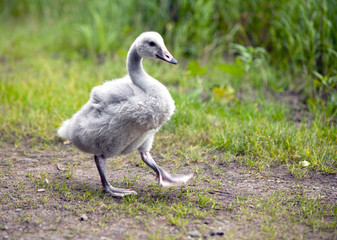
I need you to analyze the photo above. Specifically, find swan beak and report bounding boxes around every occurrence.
[169,57,178,65]
[159,50,178,65]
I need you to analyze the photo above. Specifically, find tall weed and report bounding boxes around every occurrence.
[1,0,336,115]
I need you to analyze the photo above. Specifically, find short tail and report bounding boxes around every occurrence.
[57,119,72,139]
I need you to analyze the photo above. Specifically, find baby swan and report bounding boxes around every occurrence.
[58,32,193,197]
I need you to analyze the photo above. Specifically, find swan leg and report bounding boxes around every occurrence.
[94,155,137,197]
[140,152,193,187]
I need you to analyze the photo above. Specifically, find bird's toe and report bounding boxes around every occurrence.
[159,172,194,187]
[104,186,137,197]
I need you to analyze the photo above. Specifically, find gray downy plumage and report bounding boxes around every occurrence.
[57,32,193,197]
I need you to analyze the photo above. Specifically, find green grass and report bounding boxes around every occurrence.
[1,50,336,174]
[0,19,336,174]
[231,190,337,239]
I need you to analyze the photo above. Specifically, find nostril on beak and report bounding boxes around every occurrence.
[165,54,170,58]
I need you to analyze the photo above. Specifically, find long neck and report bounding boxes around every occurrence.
[127,44,152,92]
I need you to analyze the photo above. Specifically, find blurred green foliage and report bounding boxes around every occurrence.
[1,0,336,71]
[0,0,336,113]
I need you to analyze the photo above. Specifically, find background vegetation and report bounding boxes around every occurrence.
[2,0,336,99]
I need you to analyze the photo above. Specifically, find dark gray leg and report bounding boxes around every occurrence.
[94,155,137,197]
[140,152,193,187]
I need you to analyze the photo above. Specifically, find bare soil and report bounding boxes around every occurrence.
[1,142,336,240]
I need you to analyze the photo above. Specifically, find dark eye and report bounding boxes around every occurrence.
[149,41,156,47]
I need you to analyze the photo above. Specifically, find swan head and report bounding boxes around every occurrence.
[135,32,178,64]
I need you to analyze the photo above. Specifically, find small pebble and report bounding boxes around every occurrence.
[15,208,22,212]
[1,225,8,231]
[215,220,224,226]
[37,189,45,192]
[299,160,310,167]
[208,231,215,236]
[80,214,88,221]
[188,230,201,238]
[57,164,65,171]
[203,219,212,225]
[216,230,224,236]
[100,237,112,240]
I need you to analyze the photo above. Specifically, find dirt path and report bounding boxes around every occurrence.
[1,143,336,239]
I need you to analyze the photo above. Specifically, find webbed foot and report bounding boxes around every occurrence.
[104,185,137,197]
[157,169,194,187]
[140,152,194,187]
